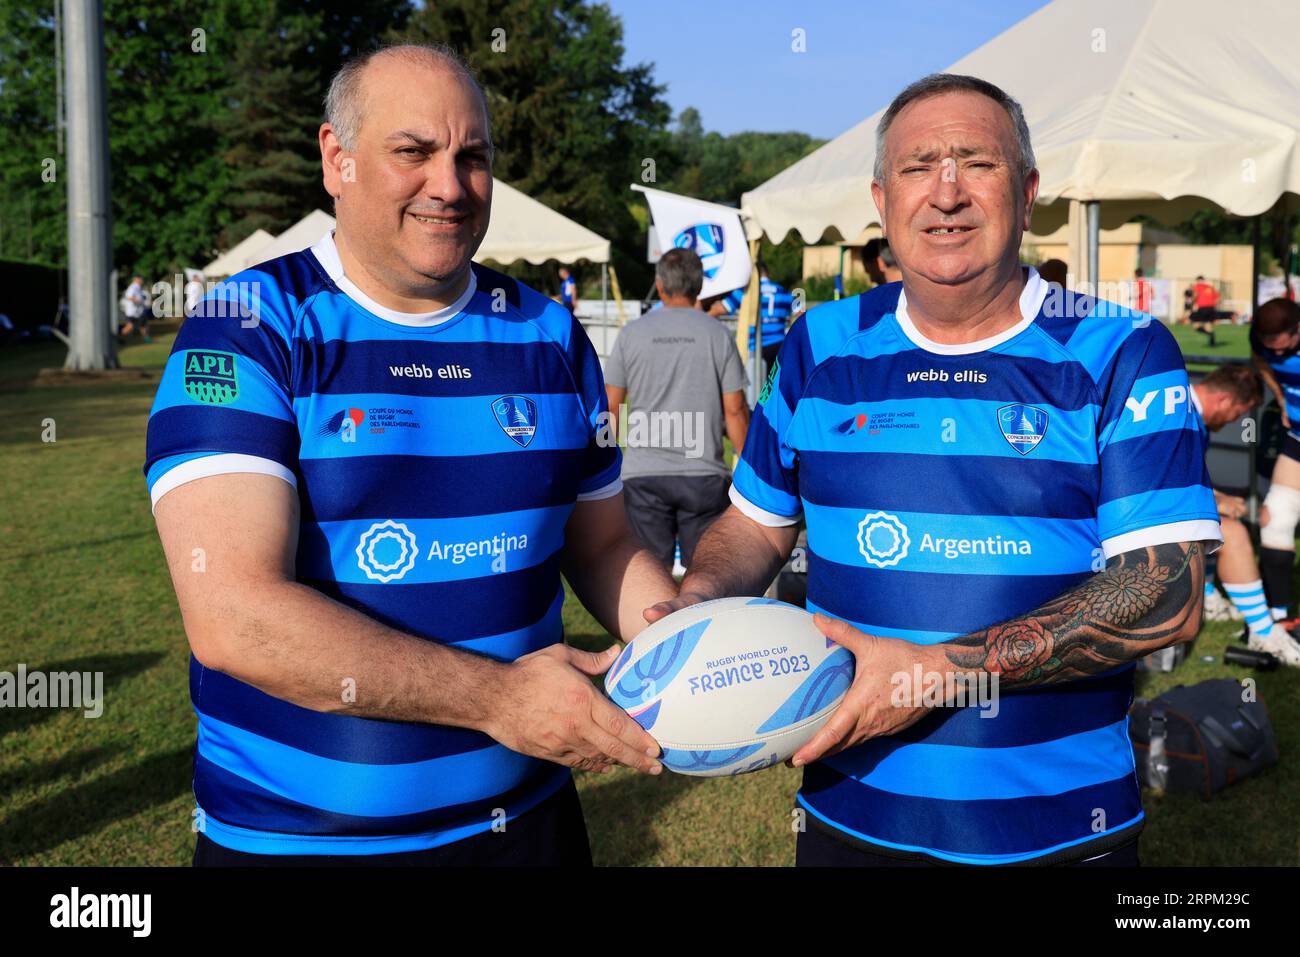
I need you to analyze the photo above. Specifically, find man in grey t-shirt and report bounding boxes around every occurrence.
[605,247,750,570]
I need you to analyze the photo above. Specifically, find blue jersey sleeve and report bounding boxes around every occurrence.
[144,274,299,497]
[730,312,812,524]
[1095,323,1220,556]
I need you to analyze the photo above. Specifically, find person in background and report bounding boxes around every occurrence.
[1191,365,1300,665]
[1134,267,1152,314]
[753,264,792,374]
[1036,258,1067,288]
[1192,275,1219,346]
[861,237,903,285]
[1249,298,1300,632]
[559,266,577,316]
[605,247,749,571]
[183,270,206,318]
[120,275,151,343]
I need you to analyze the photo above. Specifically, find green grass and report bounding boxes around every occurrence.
[1,324,1297,866]
[1168,321,1250,368]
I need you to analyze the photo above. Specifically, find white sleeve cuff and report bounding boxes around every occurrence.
[728,484,801,527]
[576,477,623,502]
[150,453,297,513]
[1101,519,1223,560]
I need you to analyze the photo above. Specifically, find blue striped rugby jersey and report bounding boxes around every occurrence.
[732,267,1220,864]
[144,231,621,855]
[750,278,793,349]
[1249,324,1300,428]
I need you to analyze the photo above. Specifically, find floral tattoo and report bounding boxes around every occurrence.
[943,542,1204,689]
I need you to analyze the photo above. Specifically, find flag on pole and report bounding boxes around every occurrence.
[635,185,752,301]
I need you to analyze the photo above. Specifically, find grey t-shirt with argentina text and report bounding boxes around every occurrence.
[604,306,748,479]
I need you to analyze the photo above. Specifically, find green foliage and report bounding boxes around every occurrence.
[662,106,824,205]
[0,0,410,279]
[799,274,871,302]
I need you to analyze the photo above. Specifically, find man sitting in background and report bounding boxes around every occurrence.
[1192,364,1300,665]
[605,247,749,570]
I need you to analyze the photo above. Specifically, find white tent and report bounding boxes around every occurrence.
[475,179,610,265]
[742,0,1300,281]
[202,228,274,278]
[245,209,339,265]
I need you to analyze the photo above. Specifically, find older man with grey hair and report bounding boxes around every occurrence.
[145,42,676,867]
[605,247,750,571]
[646,73,1220,867]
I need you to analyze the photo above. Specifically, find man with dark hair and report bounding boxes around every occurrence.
[1190,367,1300,663]
[647,72,1218,867]
[1036,258,1067,288]
[147,42,675,867]
[861,238,902,286]
[1249,298,1300,629]
[606,247,749,570]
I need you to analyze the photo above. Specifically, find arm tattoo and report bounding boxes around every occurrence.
[942,542,1204,690]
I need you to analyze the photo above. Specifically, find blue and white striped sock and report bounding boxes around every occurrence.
[1224,581,1274,638]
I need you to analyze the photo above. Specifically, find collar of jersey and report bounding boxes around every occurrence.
[310,230,477,330]
[892,266,1048,356]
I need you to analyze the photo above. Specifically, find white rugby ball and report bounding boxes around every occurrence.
[604,597,855,776]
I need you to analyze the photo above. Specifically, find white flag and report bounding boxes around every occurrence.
[637,186,752,301]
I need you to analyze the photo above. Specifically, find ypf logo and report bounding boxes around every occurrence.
[857,510,910,568]
[356,520,418,582]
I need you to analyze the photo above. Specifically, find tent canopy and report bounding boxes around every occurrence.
[202,228,274,278]
[475,179,609,265]
[742,0,1300,244]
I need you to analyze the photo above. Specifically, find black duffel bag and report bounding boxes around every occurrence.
[1129,678,1278,798]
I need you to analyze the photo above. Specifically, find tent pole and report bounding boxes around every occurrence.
[601,262,610,356]
[1251,216,1262,319]
[1086,201,1100,295]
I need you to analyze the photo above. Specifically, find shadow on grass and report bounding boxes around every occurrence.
[0,651,164,738]
[0,744,124,796]
[0,745,192,860]
[0,530,156,563]
[578,765,706,866]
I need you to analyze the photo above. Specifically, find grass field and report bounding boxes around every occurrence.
[1,320,1297,866]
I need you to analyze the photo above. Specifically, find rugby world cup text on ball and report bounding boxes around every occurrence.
[691,646,811,695]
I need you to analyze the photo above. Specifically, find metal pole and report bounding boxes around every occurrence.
[1086,201,1100,294]
[63,0,117,370]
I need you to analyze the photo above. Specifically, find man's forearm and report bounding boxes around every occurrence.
[725,411,749,458]
[193,579,506,728]
[564,533,677,641]
[678,507,792,599]
[937,541,1205,691]
[1254,355,1285,407]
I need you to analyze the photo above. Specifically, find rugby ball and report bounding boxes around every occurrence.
[604,597,855,776]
